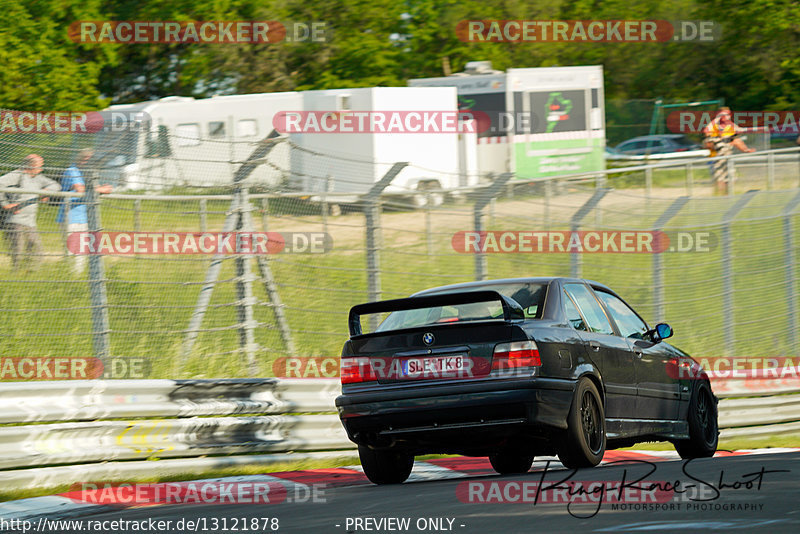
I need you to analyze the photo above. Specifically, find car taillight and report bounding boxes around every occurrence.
[341,357,377,384]
[492,340,541,372]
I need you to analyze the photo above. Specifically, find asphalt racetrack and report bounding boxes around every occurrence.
[21,451,799,534]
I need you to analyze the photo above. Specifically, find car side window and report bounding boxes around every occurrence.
[596,291,649,339]
[564,283,615,335]
[563,291,587,331]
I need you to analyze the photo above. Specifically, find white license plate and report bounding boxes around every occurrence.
[401,355,467,378]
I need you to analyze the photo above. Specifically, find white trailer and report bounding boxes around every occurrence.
[287,86,479,200]
[410,63,606,180]
[95,87,480,199]
[95,92,301,190]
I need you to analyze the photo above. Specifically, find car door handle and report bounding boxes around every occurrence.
[589,342,601,352]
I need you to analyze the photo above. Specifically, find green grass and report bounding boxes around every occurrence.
[0,186,798,379]
[622,434,800,452]
[0,454,361,503]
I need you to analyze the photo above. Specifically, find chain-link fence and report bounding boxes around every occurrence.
[1,120,799,379]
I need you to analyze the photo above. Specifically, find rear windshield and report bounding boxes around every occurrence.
[374,283,546,333]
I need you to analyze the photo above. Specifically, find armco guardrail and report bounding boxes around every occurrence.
[0,379,341,423]
[0,376,797,489]
[0,379,350,471]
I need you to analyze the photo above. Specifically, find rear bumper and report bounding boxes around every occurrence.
[336,377,575,452]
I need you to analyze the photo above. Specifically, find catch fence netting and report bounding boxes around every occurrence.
[0,116,798,378]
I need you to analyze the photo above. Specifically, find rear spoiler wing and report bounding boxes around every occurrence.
[348,290,525,337]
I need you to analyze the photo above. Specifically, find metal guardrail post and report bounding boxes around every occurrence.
[569,188,611,278]
[721,190,758,357]
[782,191,800,354]
[472,173,514,281]
[364,163,408,331]
[652,197,690,323]
[85,169,111,366]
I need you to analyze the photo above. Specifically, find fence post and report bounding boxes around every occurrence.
[721,190,758,357]
[322,175,332,235]
[261,197,269,232]
[235,188,258,375]
[645,165,653,199]
[767,151,775,190]
[364,163,408,330]
[61,200,71,258]
[240,202,295,358]
[182,131,291,361]
[182,194,242,361]
[652,197,690,323]
[569,188,610,278]
[472,173,514,281]
[544,179,552,231]
[782,191,800,354]
[133,199,141,233]
[426,191,434,257]
[85,168,111,366]
[727,156,735,196]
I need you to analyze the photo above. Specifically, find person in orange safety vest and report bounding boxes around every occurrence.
[703,107,755,194]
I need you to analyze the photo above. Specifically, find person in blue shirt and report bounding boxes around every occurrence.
[57,149,112,273]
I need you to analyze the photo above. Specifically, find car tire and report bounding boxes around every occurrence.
[358,445,414,485]
[557,378,606,469]
[489,452,534,475]
[674,381,718,459]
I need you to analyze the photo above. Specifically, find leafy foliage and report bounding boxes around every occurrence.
[1,0,798,112]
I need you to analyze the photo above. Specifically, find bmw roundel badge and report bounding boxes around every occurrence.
[423,332,435,345]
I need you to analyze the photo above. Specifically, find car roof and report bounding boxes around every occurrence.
[412,277,613,297]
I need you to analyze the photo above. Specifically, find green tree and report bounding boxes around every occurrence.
[0,0,116,110]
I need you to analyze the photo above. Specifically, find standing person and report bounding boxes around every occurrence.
[57,149,112,274]
[703,108,756,194]
[0,154,60,270]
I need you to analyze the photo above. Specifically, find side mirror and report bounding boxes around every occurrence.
[650,323,673,343]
